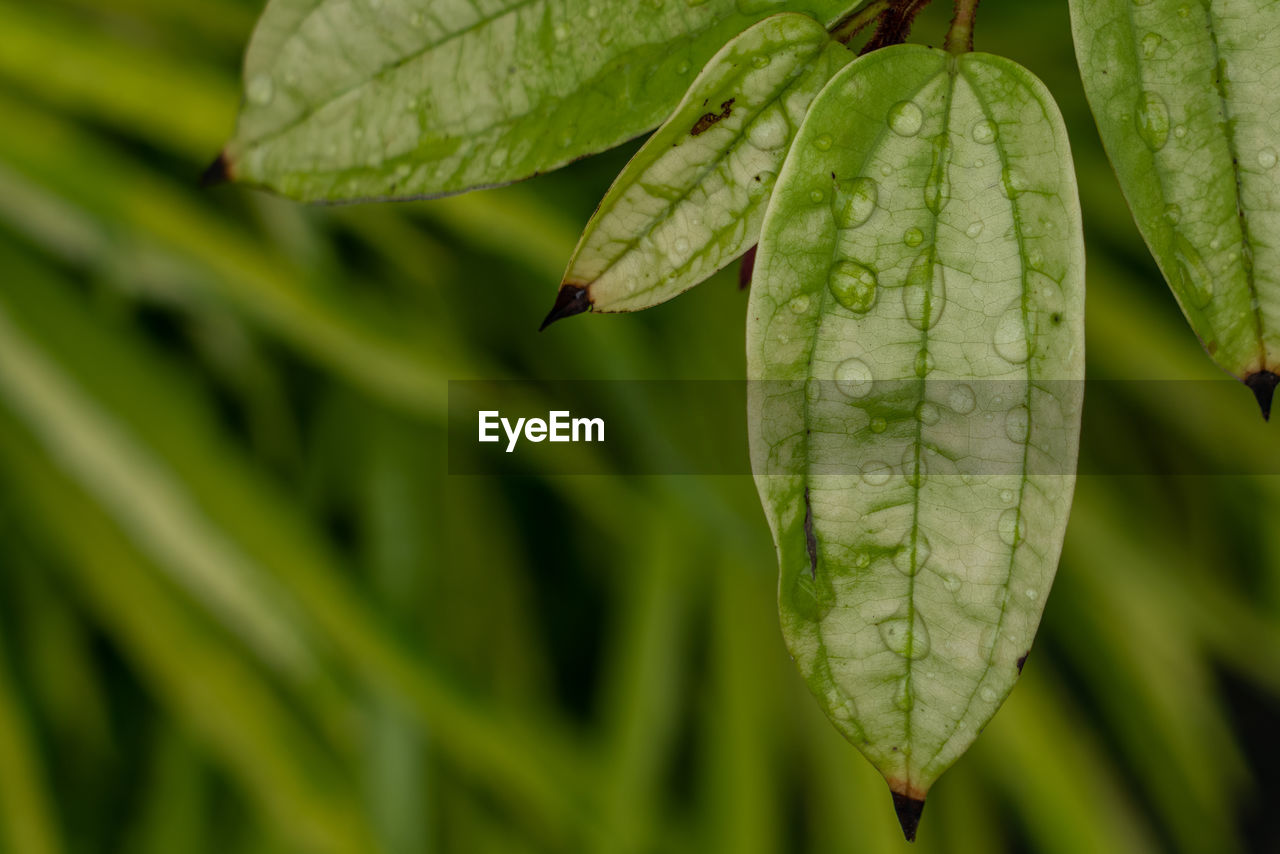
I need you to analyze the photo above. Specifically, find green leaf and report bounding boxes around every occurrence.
[556,13,851,315]
[222,0,861,202]
[1069,0,1280,405]
[748,45,1084,811]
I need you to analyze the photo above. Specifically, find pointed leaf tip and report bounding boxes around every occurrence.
[1246,371,1279,421]
[200,153,232,188]
[539,285,591,331]
[891,791,926,842]
[739,245,758,291]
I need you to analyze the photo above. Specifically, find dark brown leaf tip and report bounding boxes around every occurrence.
[892,792,926,842]
[739,244,758,291]
[539,284,592,331]
[1245,370,1279,421]
[200,152,233,188]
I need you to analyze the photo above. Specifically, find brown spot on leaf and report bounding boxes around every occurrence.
[803,487,818,580]
[1016,651,1029,674]
[691,98,735,136]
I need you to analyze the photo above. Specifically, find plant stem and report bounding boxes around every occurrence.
[829,0,892,44]
[859,0,934,56]
[945,0,981,54]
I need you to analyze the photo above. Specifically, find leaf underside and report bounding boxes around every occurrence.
[224,0,862,202]
[1070,0,1280,384]
[559,13,852,314]
[748,45,1085,801]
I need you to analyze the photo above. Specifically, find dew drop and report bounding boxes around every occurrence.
[914,349,935,378]
[789,295,811,314]
[998,507,1026,546]
[813,133,833,151]
[748,170,777,198]
[747,114,789,150]
[994,301,1030,364]
[829,261,878,313]
[971,119,997,144]
[903,227,924,247]
[979,626,998,658]
[676,60,691,73]
[751,54,771,68]
[1003,166,1027,196]
[809,188,826,204]
[877,612,932,659]
[1260,148,1279,169]
[888,100,924,137]
[1173,124,1187,139]
[673,236,691,255]
[1005,405,1030,443]
[1164,203,1182,224]
[966,221,985,239]
[247,73,275,105]
[980,686,998,703]
[1141,32,1163,57]
[832,177,878,229]
[1025,588,1040,601]
[948,384,976,415]
[1174,233,1215,307]
[902,445,927,487]
[870,417,888,434]
[917,402,940,426]
[834,358,874,398]
[861,461,893,486]
[894,677,915,711]
[942,573,962,593]
[1000,488,1015,504]
[903,248,947,331]
[1135,90,1171,151]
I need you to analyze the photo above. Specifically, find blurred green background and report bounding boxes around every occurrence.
[1,0,1279,852]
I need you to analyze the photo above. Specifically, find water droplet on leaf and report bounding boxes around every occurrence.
[888,100,924,137]
[829,261,878,313]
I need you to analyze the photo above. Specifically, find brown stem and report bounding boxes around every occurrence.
[945,0,981,54]
[829,0,892,44]
[859,0,935,55]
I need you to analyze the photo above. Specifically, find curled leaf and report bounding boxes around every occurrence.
[554,13,852,317]
[748,45,1085,824]
[1070,0,1280,413]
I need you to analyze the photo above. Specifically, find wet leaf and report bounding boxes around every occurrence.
[556,13,852,315]
[223,0,860,202]
[1070,0,1280,411]
[748,45,1085,815]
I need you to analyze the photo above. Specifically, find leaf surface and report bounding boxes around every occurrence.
[224,0,861,202]
[1070,0,1280,399]
[748,45,1085,805]
[557,13,851,314]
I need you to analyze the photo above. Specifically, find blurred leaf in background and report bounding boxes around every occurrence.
[0,1,1277,853]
